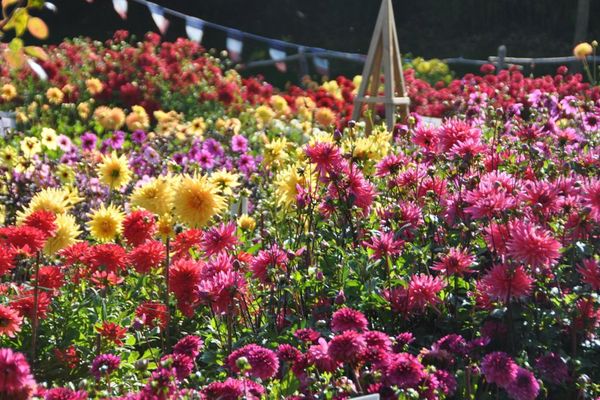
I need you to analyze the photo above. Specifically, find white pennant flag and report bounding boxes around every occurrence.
[269,46,287,73]
[112,0,127,19]
[147,2,169,35]
[185,17,204,43]
[226,30,243,62]
[313,56,330,76]
[27,58,48,81]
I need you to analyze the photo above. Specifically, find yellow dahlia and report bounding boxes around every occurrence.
[126,105,150,131]
[44,213,81,255]
[315,107,336,127]
[0,84,17,102]
[97,151,132,190]
[255,105,275,126]
[16,187,78,224]
[263,137,290,169]
[209,169,240,196]
[78,102,91,119]
[275,164,314,207]
[156,213,175,240]
[87,204,124,242]
[172,174,226,228]
[130,176,175,216]
[46,87,64,105]
[574,42,593,59]
[237,214,256,231]
[85,78,104,95]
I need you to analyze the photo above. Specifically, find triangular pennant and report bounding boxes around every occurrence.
[313,55,330,76]
[27,58,48,81]
[44,2,57,12]
[226,30,243,62]
[147,2,169,35]
[185,16,204,43]
[112,0,127,20]
[269,46,287,73]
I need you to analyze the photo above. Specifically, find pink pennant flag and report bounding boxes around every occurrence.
[148,2,169,35]
[112,0,127,19]
[226,33,243,63]
[269,47,287,73]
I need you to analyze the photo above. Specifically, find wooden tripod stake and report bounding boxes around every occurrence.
[352,0,409,133]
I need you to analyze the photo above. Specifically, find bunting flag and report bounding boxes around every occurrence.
[226,30,244,62]
[96,0,368,75]
[0,112,16,137]
[313,55,330,76]
[44,2,57,12]
[185,16,204,43]
[147,2,169,35]
[27,59,48,81]
[112,0,128,20]
[268,46,287,73]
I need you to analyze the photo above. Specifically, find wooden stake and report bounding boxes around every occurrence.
[352,0,409,134]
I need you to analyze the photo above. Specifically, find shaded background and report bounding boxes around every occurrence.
[18,0,600,85]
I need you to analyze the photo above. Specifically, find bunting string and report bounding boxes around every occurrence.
[104,0,367,75]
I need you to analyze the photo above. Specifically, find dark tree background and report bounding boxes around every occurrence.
[16,0,600,84]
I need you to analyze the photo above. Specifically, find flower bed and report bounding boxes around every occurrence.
[0,32,599,400]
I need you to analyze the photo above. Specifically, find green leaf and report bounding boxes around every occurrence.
[8,37,23,52]
[4,7,29,36]
[27,0,45,8]
[24,45,48,60]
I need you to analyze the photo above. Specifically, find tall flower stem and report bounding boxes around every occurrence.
[31,251,41,363]
[163,237,171,351]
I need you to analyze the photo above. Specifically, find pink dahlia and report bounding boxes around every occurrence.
[408,274,446,311]
[160,353,194,380]
[250,244,288,284]
[506,221,561,269]
[480,264,533,303]
[0,348,36,398]
[227,344,279,380]
[201,222,239,256]
[197,270,247,314]
[331,307,368,332]
[384,352,425,389]
[535,353,569,385]
[305,142,345,178]
[437,118,481,153]
[578,258,600,290]
[506,368,540,400]
[276,344,302,363]
[308,338,340,372]
[0,304,22,338]
[481,351,518,387]
[363,231,404,260]
[432,247,475,276]
[583,179,600,222]
[173,335,204,359]
[328,330,366,364]
[44,387,88,400]
[90,353,120,380]
[203,378,264,400]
